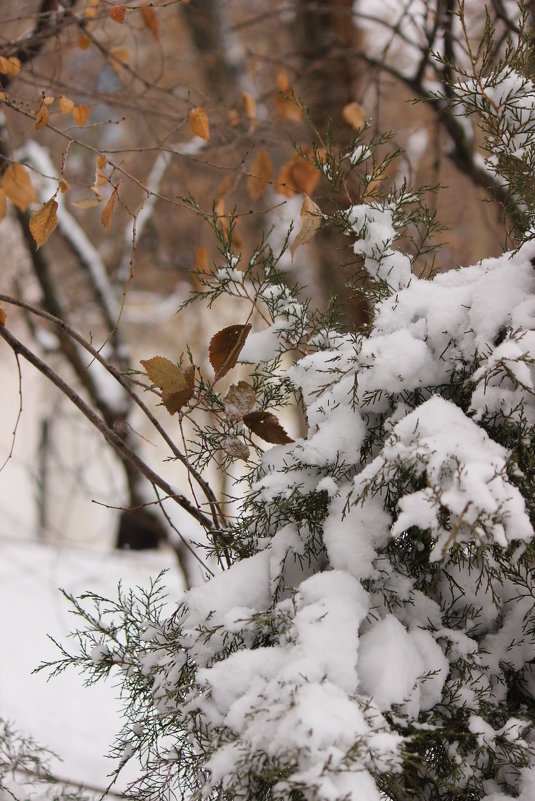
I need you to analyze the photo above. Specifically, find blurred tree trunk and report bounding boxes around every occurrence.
[296,0,369,327]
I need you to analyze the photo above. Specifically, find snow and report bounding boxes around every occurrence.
[0,538,182,793]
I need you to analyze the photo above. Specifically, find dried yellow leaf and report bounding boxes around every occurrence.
[189,107,210,141]
[0,56,21,77]
[72,104,90,126]
[0,304,6,326]
[29,198,58,249]
[34,103,50,130]
[101,183,120,229]
[0,92,5,101]
[60,178,70,193]
[140,356,188,395]
[241,92,256,120]
[72,197,102,209]
[246,147,273,201]
[342,101,366,130]
[290,194,322,259]
[59,96,74,114]
[97,154,108,170]
[43,96,55,106]
[78,34,91,49]
[228,108,239,126]
[274,73,302,121]
[1,163,38,212]
[0,188,6,221]
[110,47,130,73]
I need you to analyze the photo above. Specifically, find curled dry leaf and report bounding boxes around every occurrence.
[189,107,210,141]
[29,198,59,249]
[274,150,321,197]
[223,435,250,461]
[34,103,50,131]
[110,4,126,23]
[73,104,90,126]
[224,381,256,422]
[1,164,38,212]
[209,323,252,381]
[246,148,273,201]
[342,101,366,130]
[101,183,120,229]
[243,411,294,445]
[290,194,322,259]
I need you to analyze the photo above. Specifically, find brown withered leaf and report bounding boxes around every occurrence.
[0,304,6,326]
[241,92,256,120]
[1,164,38,212]
[0,56,21,77]
[101,183,120,229]
[59,95,74,114]
[0,189,6,221]
[274,151,321,197]
[141,356,188,395]
[209,323,252,381]
[224,381,256,422]
[72,197,102,209]
[189,107,210,141]
[60,178,70,193]
[290,194,322,259]
[162,366,195,415]
[342,101,366,130]
[73,104,90,126]
[110,47,130,73]
[29,198,58,249]
[110,4,126,23]
[243,411,294,444]
[141,7,159,41]
[78,34,91,49]
[34,103,50,131]
[223,435,250,461]
[246,148,273,201]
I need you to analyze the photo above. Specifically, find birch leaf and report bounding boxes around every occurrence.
[209,324,252,380]
[189,107,210,141]
[0,304,6,326]
[0,189,6,221]
[162,366,195,415]
[141,356,188,395]
[101,183,120,229]
[224,381,256,422]
[243,411,293,444]
[59,96,74,114]
[110,4,126,23]
[290,195,322,259]
[141,7,159,41]
[29,198,59,249]
[1,164,38,212]
[73,104,90,126]
[35,103,50,130]
[342,101,366,130]
[246,148,273,201]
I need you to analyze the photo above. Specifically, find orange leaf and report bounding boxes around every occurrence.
[241,92,256,120]
[59,95,74,114]
[243,411,294,444]
[141,6,159,41]
[290,194,322,259]
[101,183,120,229]
[78,34,91,49]
[1,163,38,212]
[29,198,59,249]
[195,246,208,271]
[189,107,210,141]
[72,197,102,209]
[110,3,126,22]
[43,95,54,106]
[0,303,6,326]
[110,46,130,72]
[246,148,273,201]
[60,178,70,193]
[34,103,50,131]
[0,188,6,221]
[73,104,90,126]
[224,381,256,422]
[0,56,21,77]
[274,150,321,198]
[209,323,252,381]
[342,101,366,130]
[274,73,302,121]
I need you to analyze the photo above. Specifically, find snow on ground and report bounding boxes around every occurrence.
[0,537,183,793]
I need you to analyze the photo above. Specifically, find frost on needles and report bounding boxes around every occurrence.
[43,73,535,801]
